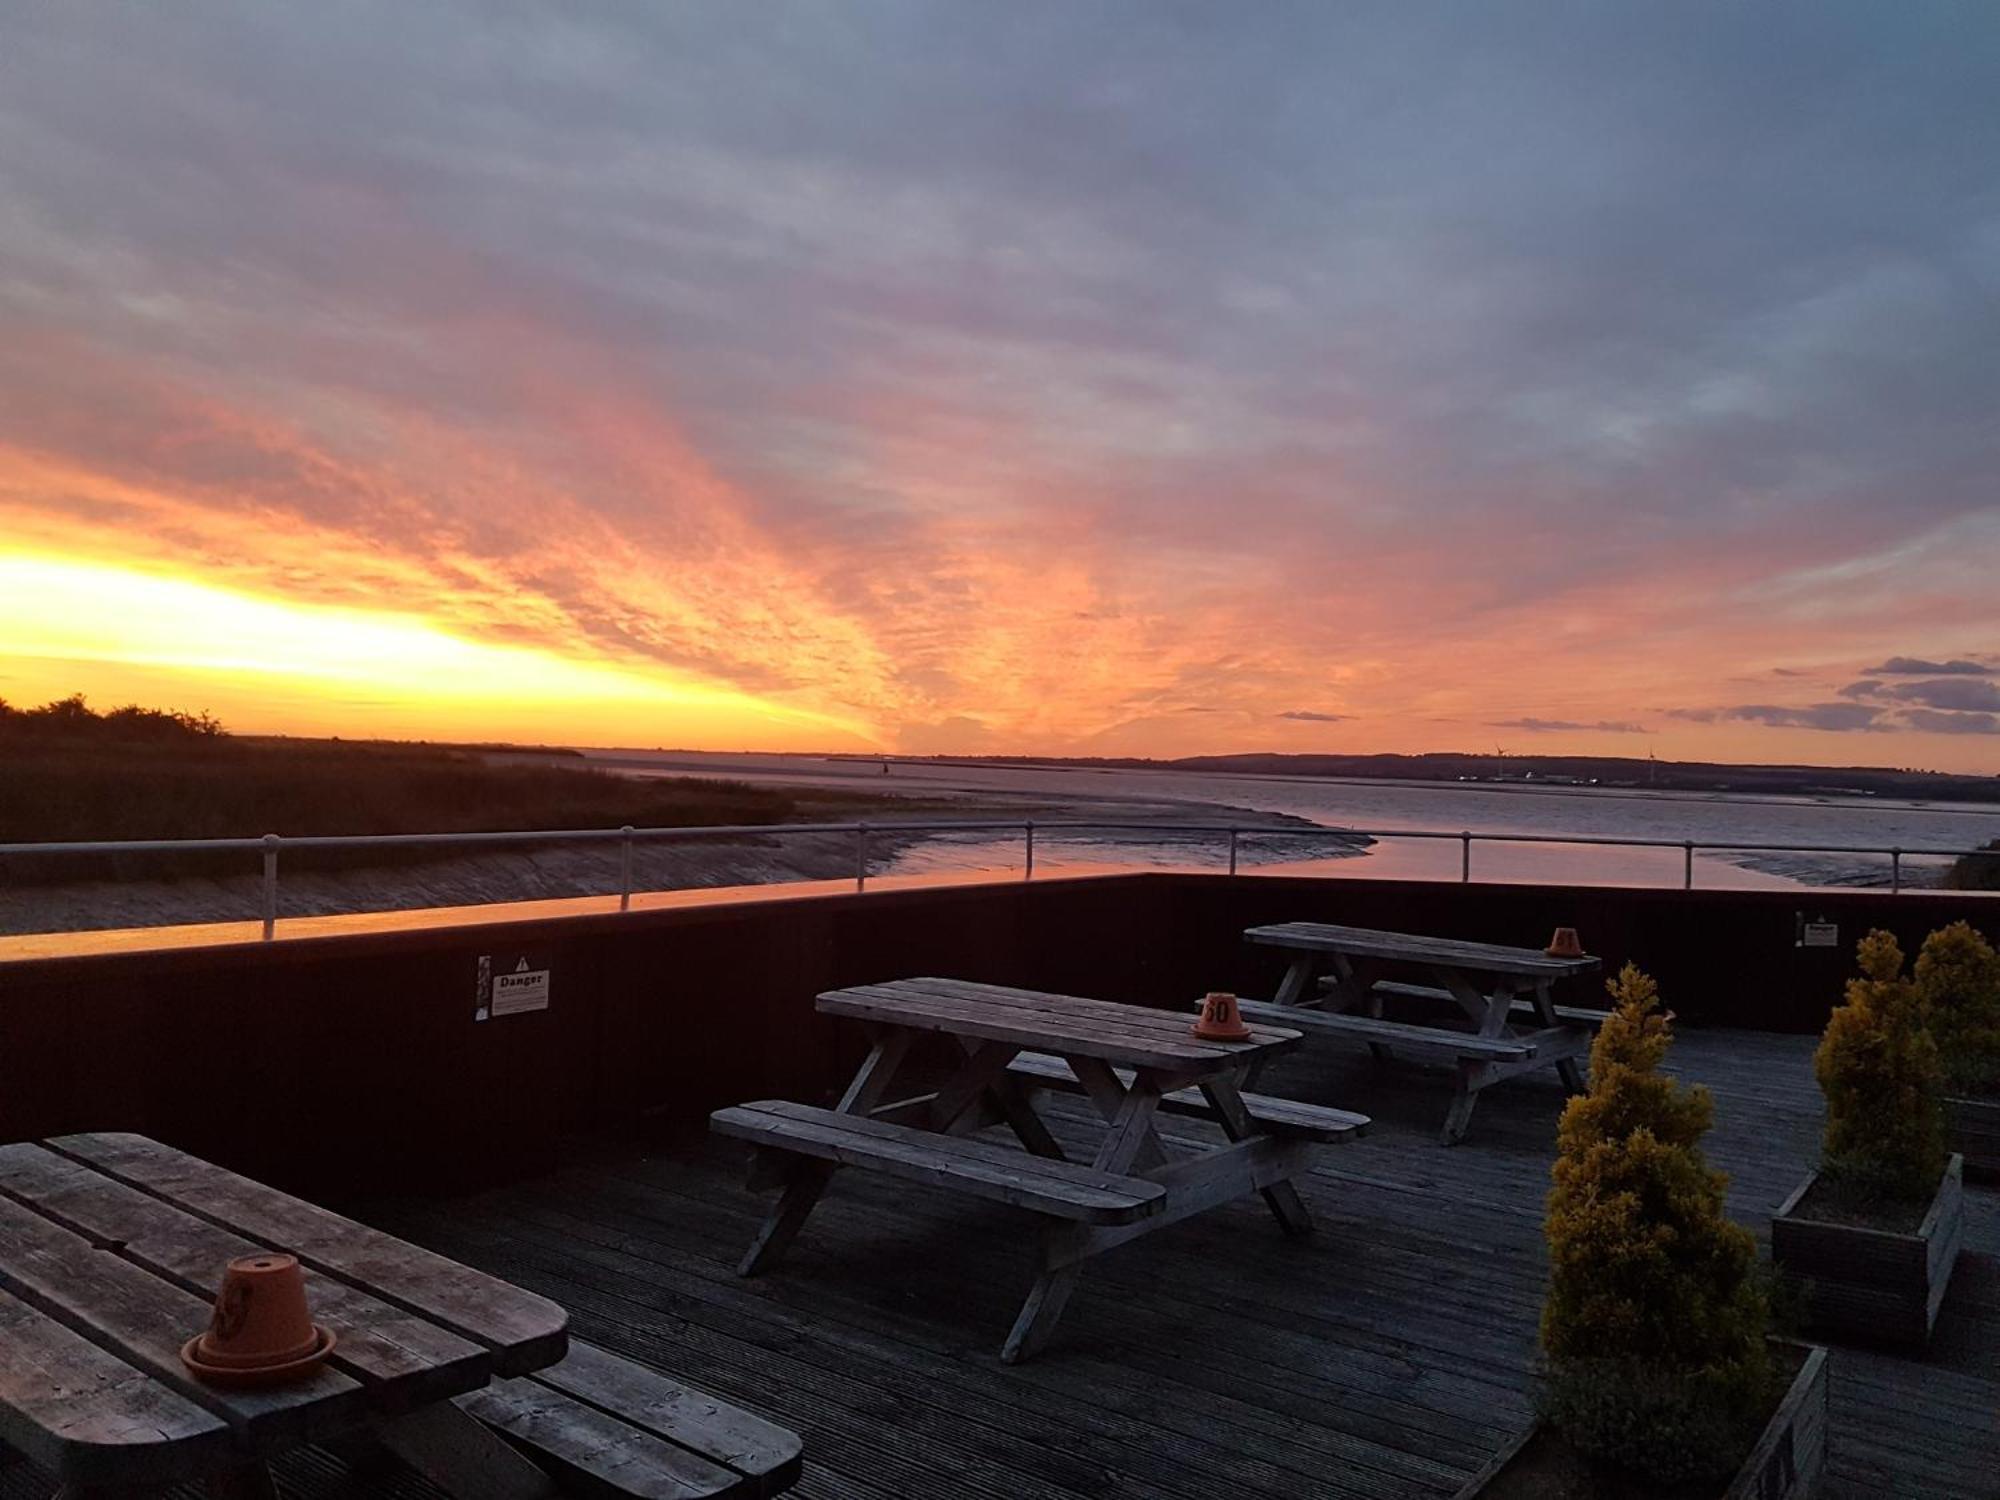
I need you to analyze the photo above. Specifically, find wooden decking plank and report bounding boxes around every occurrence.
[428,1213,1455,1500]
[355,1026,1997,1500]
[0,1143,488,1409]
[48,1132,567,1376]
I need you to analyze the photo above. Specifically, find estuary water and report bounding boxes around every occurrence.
[589,750,2000,894]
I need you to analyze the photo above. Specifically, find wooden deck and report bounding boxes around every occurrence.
[5,1027,1994,1499]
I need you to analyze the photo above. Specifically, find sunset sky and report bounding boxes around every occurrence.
[3,5,1997,767]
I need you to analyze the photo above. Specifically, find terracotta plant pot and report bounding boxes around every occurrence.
[181,1253,335,1387]
[1192,991,1252,1041]
[1544,927,1585,959]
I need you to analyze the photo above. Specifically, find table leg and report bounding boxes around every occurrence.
[1440,1061,1486,1145]
[1065,1055,1167,1170]
[377,1401,558,1500]
[1530,982,1590,1094]
[1002,1079,1165,1363]
[739,1028,913,1277]
[1327,953,1392,1063]
[1199,1075,1312,1236]
[1248,955,1317,1088]
[1271,955,1319,1007]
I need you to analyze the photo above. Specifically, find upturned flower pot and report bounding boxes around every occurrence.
[181,1252,335,1387]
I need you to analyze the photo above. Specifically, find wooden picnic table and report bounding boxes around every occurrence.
[0,1132,574,1499]
[712,977,1368,1362]
[1241,922,1604,1144]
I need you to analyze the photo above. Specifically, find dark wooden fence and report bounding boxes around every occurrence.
[1,873,1989,1200]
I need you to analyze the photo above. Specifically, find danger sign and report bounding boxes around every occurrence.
[475,950,554,1020]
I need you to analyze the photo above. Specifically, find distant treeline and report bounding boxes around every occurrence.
[0,695,809,884]
[918,749,2000,805]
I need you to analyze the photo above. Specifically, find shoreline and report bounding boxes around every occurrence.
[0,792,1341,937]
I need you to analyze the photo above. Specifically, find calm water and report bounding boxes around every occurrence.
[589,750,2000,893]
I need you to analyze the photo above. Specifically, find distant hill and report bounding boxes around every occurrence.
[894,751,2000,804]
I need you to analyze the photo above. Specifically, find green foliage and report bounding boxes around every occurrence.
[1915,921,2000,1096]
[1814,930,1946,1205]
[1541,965,1772,1484]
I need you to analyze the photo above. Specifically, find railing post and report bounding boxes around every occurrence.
[260,833,280,940]
[855,823,869,891]
[1684,841,1695,890]
[1460,831,1472,883]
[1228,828,1239,876]
[1024,821,1035,880]
[619,825,635,911]
[1891,848,1902,894]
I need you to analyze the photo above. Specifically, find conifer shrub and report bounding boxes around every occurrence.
[1813,930,1946,1207]
[1541,965,1772,1484]
[1914,921,2000,1096]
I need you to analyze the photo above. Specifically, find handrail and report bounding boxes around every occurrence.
[2,819,1992,940]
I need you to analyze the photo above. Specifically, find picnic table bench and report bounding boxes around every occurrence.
[1243,922,1603,1144]
[711,977,1368,1362]
[0,1133,800,1499]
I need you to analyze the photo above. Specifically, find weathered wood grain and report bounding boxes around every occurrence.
[0,1193,369,1449]
[1235,1001,1536,1060]
[819,979,1300,1073]
[0,1286,227,1489]
[49,1133,568,1376]
[1006,1051,1369,1141]
[1246,924,1600,980]
[528,1340,802,1496]
[711,1102,1164,1225]
[0,1143,488,1411]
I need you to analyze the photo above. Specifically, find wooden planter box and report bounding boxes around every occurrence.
[1944,1095,2000,1181]
[1772,1154,1964,1348]
[1454,1339,1828,1499]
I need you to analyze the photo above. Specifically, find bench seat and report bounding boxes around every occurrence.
[458,1340,802,1499]
[1349,978,1612,1028]
[711,1100,1164,1225]
[1004,1052,1368,1142]
[1234,1000,1536,1060]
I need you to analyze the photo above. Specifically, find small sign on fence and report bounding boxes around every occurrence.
[475,950,553,1020]
[1799,920,1839,950]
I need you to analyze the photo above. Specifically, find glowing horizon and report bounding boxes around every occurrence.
[3,8,1997,771]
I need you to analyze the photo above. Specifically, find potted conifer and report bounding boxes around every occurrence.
[1461,966,1827,1499]
[1772,930,1964,1348]
[1915,921,2000,1179]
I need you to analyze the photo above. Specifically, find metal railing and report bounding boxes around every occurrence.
[3,819,1995,940]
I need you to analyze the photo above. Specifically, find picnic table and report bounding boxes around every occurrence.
[712,977,1368,1363]
[0,1133,802,1499]
[1239,922,1605,1144]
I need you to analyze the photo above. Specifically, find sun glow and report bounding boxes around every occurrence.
[0,553,878,749]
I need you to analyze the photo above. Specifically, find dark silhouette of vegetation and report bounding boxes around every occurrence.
[1540,965,1773,1485]
[1946,839,2000,890]
[0,696,852,884]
